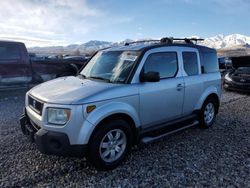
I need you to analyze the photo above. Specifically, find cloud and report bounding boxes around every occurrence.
[0,0,102,47]
[0,34,67,47]
[0,0,135,47]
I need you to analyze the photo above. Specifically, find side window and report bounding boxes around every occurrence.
[201,52,218,73]
[144,52,178,79]
[0,44,21,60]
[182,52,199,76]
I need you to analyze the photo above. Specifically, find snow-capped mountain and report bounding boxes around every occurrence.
[28,34,250,55]
[79,40,112,50]
[202,34,250,49]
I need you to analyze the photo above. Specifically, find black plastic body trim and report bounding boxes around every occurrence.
[138,114,198,139]
[20,110,87,157]
[35,129,86,157]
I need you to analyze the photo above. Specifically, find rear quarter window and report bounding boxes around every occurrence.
[0,43,21,60]
[201,52,218,73]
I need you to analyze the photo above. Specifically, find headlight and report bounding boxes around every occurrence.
[225,73,232,81]
[47,108,71,125]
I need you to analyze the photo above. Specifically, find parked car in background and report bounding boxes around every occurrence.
[0,41,88,90]
[63,55,87,62]
[28,52,36,61]
[20,37,221,170]
[224,56,250,92]
[218,57,232,70]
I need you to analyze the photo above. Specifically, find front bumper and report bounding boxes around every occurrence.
[20,111,87,157]
[223,80,250,92]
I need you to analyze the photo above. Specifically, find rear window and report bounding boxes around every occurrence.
[0,43,21,60]
[201,52,218,73]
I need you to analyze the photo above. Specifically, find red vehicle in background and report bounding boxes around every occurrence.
[0,41,88,90]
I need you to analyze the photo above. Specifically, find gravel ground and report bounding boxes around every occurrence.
[0,89,250,187]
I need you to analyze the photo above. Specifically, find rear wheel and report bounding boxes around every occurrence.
[87,119,133,170]
[199,98,218,128]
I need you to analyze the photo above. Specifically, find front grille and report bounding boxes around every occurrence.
[28,95,44,115]
[232,75,250,84]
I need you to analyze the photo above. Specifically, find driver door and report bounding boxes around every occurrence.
[138,51,184,128]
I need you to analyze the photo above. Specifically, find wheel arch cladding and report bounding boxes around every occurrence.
[78,102,140,145]
[89,113,138,145]
[205,93,220,114]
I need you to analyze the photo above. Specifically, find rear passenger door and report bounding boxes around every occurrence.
[181,49,203,115]
[0,43,31,86]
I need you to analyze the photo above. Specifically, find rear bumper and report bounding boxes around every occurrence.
[20,111,87,157]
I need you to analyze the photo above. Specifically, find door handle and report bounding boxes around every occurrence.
[176,83,184,91]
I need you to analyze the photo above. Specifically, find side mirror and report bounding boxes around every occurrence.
[140,71,160,82]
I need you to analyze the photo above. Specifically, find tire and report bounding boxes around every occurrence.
[87,119,133,170]
[199,97,218,128]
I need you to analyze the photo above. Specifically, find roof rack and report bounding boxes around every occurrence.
[160,37,204,44]
[124,37,204,46]
[124,40,160,46]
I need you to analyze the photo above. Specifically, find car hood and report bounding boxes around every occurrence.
[28,76,125,104]
[231,56,250,68]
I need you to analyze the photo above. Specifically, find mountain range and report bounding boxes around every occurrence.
[29,34,250,56]
[202,34,250,49]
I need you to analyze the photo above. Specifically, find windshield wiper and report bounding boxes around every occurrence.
[87,76,111,82]
[111,79,125,84]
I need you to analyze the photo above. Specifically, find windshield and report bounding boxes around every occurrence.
[236,67,250,73]
[80,51,140,83]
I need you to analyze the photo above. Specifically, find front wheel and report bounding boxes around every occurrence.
[87,119,133,170]
[199,98,218,128]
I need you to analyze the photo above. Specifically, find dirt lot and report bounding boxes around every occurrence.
[0,90,249,187]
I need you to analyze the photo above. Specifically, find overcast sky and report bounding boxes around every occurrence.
[0,0,249,47]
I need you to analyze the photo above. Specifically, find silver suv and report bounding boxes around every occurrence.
[20,38,221,170]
